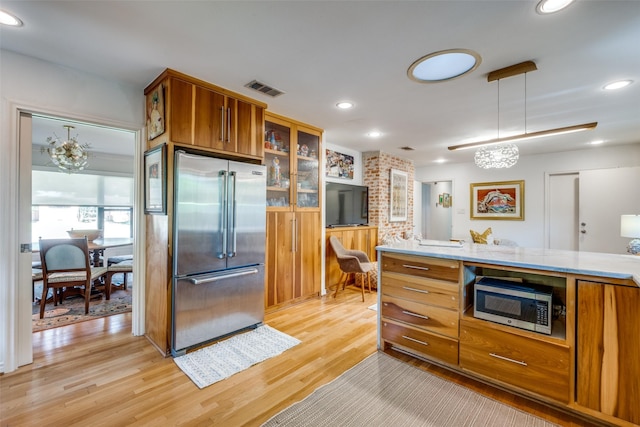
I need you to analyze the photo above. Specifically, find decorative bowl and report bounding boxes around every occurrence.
[67,229,103,241]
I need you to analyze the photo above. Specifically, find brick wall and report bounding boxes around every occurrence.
[363,151,414,243]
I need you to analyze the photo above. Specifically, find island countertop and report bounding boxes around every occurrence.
[376,240,640,286]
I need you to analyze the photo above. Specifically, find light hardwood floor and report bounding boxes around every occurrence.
[2,290,598,426]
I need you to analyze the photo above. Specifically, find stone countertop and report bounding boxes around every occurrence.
[376,240,640,286]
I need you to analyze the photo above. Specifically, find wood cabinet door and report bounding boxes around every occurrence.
[576,281,640,424]
[295,211,321,298]
[265,211,295,309]
[194,85,225,150]
[169,78,194,145]
[235,98,264,157]
[325,230,343,293]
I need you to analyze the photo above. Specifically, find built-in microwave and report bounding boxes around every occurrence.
[473,277,553,335]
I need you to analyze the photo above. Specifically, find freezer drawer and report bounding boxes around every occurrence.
[172,265,265,355]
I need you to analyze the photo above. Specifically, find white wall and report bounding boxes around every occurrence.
[0,50,144,372]
[415,143,640,247]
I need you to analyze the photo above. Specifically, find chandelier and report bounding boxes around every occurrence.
[474,143,519,169]
[43,125,90,173]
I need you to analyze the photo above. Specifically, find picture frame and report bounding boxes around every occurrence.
[470,180,524,220]
[389,169,408,222]
[443,193,451,208]
[144,144,167,215]
[325,148,354,179]
[146,84,165,140]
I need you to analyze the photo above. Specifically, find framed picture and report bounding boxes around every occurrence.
[146,84,165,140]
[144,144,167,215]
[390,169,408,222]
[325,148,354,179]
[443,193,451,208]
[470,180,524,220]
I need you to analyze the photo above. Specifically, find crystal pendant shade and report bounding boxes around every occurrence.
[474,144,519,169]
[44,125,90,173]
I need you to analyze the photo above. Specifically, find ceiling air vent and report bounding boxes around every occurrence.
[245,80,285,97]
[400,146,415,151]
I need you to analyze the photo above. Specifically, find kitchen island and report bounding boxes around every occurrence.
[377,240,639,427]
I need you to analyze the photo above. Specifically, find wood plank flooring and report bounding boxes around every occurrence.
[1,290,599,426]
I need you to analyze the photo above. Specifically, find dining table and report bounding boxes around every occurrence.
[33,237,134,267]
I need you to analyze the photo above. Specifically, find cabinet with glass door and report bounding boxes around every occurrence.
[264,113,321,212]
[264,112,322,311]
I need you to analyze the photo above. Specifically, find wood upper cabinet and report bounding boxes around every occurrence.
[265,112,322,211]
[146,69,266,160]
[576,280,640,425]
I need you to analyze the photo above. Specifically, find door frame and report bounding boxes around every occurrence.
[1,101,145,372]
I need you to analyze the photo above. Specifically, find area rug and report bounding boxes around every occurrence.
[262,352,560,427]
[32,286,132,332]
[174,325,300,389]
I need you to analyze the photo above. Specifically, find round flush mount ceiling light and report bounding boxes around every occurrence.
[408,49,481,83]
[0,9,23,26]
[603,80,633,90]
[336,101,354,109]
[536,0,575,14]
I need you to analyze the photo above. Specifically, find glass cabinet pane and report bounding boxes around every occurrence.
[296,130,320,208]
[265,122,291,207]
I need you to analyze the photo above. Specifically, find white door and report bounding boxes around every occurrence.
[18,112,34,366]
[548,173,579,251]
[578,167,640,254]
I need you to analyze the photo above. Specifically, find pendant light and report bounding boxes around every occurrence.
[448,61,597,164]
[42,125,91,173]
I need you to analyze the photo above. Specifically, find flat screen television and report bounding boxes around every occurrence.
[325,182,369,227]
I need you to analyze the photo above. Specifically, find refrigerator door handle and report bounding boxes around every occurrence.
[218,170,228,259]
[189,267,259,285]
[228,171,237,257]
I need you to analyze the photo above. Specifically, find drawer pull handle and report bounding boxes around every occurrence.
[402,335,429,346]
[489,353,528,366]
[402,286,430,294]
[402,310,430,320]
[402,264,430,271]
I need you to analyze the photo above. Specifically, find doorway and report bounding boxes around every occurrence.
[546,167,640,254]
[17,110,143,366]
[418,181,452,241]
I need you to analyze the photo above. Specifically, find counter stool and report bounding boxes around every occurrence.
[105,260,133,300]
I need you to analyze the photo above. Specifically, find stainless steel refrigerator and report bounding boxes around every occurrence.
[171,150,266,356]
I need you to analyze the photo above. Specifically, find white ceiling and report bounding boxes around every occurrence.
[2,1,639,166]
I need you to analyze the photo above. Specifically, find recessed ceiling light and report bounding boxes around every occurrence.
[536,0,575,14]
[367,131,382,138]
[408,49,481,83]
[589,140,605,145]
[0,9,23,26]
[336,101,354,109]
[434,158,447,164]
[603,80,633,90]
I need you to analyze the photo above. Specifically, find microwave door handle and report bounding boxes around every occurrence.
[217,170,228,259]
[228,171,237,257]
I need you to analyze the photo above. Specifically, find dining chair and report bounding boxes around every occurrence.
[328,236,376,302]
[105,259,133,300]
[38,237,108,318]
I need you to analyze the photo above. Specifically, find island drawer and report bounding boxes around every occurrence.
[381,253,460,283]
[381,295,458,338]
[459,320,570,403]
[381,318,458,366]
[381,272,459,310]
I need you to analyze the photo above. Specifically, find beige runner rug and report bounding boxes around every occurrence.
[263,352,559,427]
